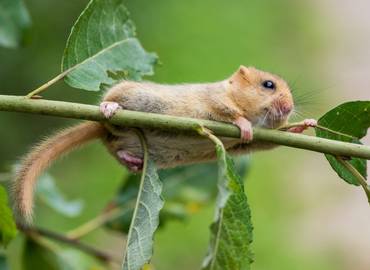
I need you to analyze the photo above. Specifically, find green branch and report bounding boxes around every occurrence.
[1,94,370,160]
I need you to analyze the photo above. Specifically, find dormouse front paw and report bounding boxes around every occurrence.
[100,101,122,119]
[233,116,253,143]
[303,119,317,127]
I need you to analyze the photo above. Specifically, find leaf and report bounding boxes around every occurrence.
[0,0,31,48]
[316,101,370,185]
[106,201,187,233]
[61,0,157,91]
[36,174,84,217]
[122,135,164,270]
[0,254,8,270]
[202,140,253,270]
[0,185,17,247]
[106,157,250,233]
[106,176,195,233]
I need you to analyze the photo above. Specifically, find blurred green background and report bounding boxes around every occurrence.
[1,0,370,269]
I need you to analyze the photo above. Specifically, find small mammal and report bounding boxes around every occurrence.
[13,65,316,222]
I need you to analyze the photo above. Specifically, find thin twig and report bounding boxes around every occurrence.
[67,207,129,240]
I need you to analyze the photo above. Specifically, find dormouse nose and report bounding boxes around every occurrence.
[280,102,293,114]
[277,92,294,115]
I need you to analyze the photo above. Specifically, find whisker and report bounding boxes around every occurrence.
[293,90,321,106]
[292,109,315,119]
[262,109,271,126]
[259,108,270,127]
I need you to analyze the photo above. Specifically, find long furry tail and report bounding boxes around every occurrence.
[13,121,106,223]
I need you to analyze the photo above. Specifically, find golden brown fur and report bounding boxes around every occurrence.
[13,122,105,223]
[102,66,293,167]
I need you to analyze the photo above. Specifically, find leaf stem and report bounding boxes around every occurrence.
[196,126,225,152]
[122,129,148,267]
[26,69,71,98]
[315,125,356,140]
[196,126,225,270]
[335,157,370,204]
[1,95,370,160]
[18,223,121,264]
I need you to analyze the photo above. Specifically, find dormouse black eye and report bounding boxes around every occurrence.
[262,80,275,90]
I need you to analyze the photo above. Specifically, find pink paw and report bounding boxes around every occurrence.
[233,116,253,143]
[303,119,317,127]
[100,101,122,119]
[117,150,143,172]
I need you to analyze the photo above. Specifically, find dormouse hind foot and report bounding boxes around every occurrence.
[100,101,122,119]
[117,150,143,172]
[288,118,317,133]
[233,116,253,143]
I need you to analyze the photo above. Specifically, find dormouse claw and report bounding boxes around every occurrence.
[100,101,122,119]
[233,116,253,143]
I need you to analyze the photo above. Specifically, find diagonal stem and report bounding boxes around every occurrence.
[66,206,131,240]
[26,69,72,98]
[335,157,370,204]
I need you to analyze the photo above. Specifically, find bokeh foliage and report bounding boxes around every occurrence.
[0,0,339,270]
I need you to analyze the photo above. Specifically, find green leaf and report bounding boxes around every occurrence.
[36,174,84,217]
[106,173,188,233]
[316,101,370,185]
[0,185,17,247]
[106,157,249,233]
[0,253,8,270]
[122,134,164,270]
[0,0,31,48]
[202,141,253,270]
[62,0,157,91]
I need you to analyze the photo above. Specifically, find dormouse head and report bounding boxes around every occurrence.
[228,65,294,128]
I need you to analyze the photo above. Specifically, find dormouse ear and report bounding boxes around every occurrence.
[229,65,251,85]
[238,65,249,77]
